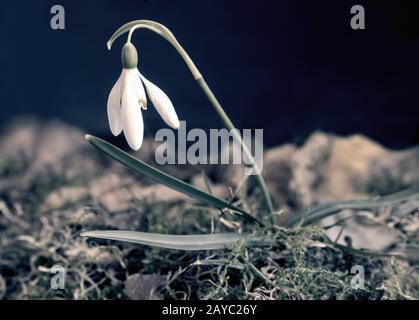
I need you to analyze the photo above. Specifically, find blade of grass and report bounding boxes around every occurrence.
[85,134,263,226]
[283,186,419,227]
[194,259,245,270]
[81,230,269,251]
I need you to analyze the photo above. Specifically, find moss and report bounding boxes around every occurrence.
[0,156,30,178]
[24,171,70,212]
[1,162,417,300]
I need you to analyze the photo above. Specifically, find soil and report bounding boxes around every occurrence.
[0,117,418,300]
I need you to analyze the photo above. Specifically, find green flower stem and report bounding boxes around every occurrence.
[107,20,275,222]
[196,77,275,219]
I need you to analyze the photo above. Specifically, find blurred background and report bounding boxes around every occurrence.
[0,0,418,148]
[1,1,419,301]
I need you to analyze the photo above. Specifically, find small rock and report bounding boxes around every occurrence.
[0,274,6,299]
[65,245,118,265]
[41,186,89,212]
[0,118,39,162]
[191,174,229,199]
[323,210,401,251]
[263,143,296,207]
[99,188,134,212]
[130,183,189,202]
[89,173,135,199]
[68,208,98,226]
[288,132,331,207]
[124,274,163,300]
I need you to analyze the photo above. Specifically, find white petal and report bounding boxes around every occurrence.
[139,73,180,129]
[134,69,147,109]
[107,70,124,136]
[121,69,144,150]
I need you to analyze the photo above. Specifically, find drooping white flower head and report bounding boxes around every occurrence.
[107,42,180,151]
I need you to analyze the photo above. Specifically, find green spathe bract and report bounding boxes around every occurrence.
[121,42,138,69]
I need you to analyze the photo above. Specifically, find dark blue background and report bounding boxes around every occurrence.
[0,0,418,148]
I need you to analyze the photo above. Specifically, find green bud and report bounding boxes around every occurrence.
[121,42,138,69]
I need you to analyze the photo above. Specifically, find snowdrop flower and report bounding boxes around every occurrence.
[107,42,180,150]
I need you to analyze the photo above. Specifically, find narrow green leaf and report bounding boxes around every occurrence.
[319,234,405,258]
[331,242,404,258]
[283,186,419,227]
[81,230,268,251]
[85,134,262,226]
